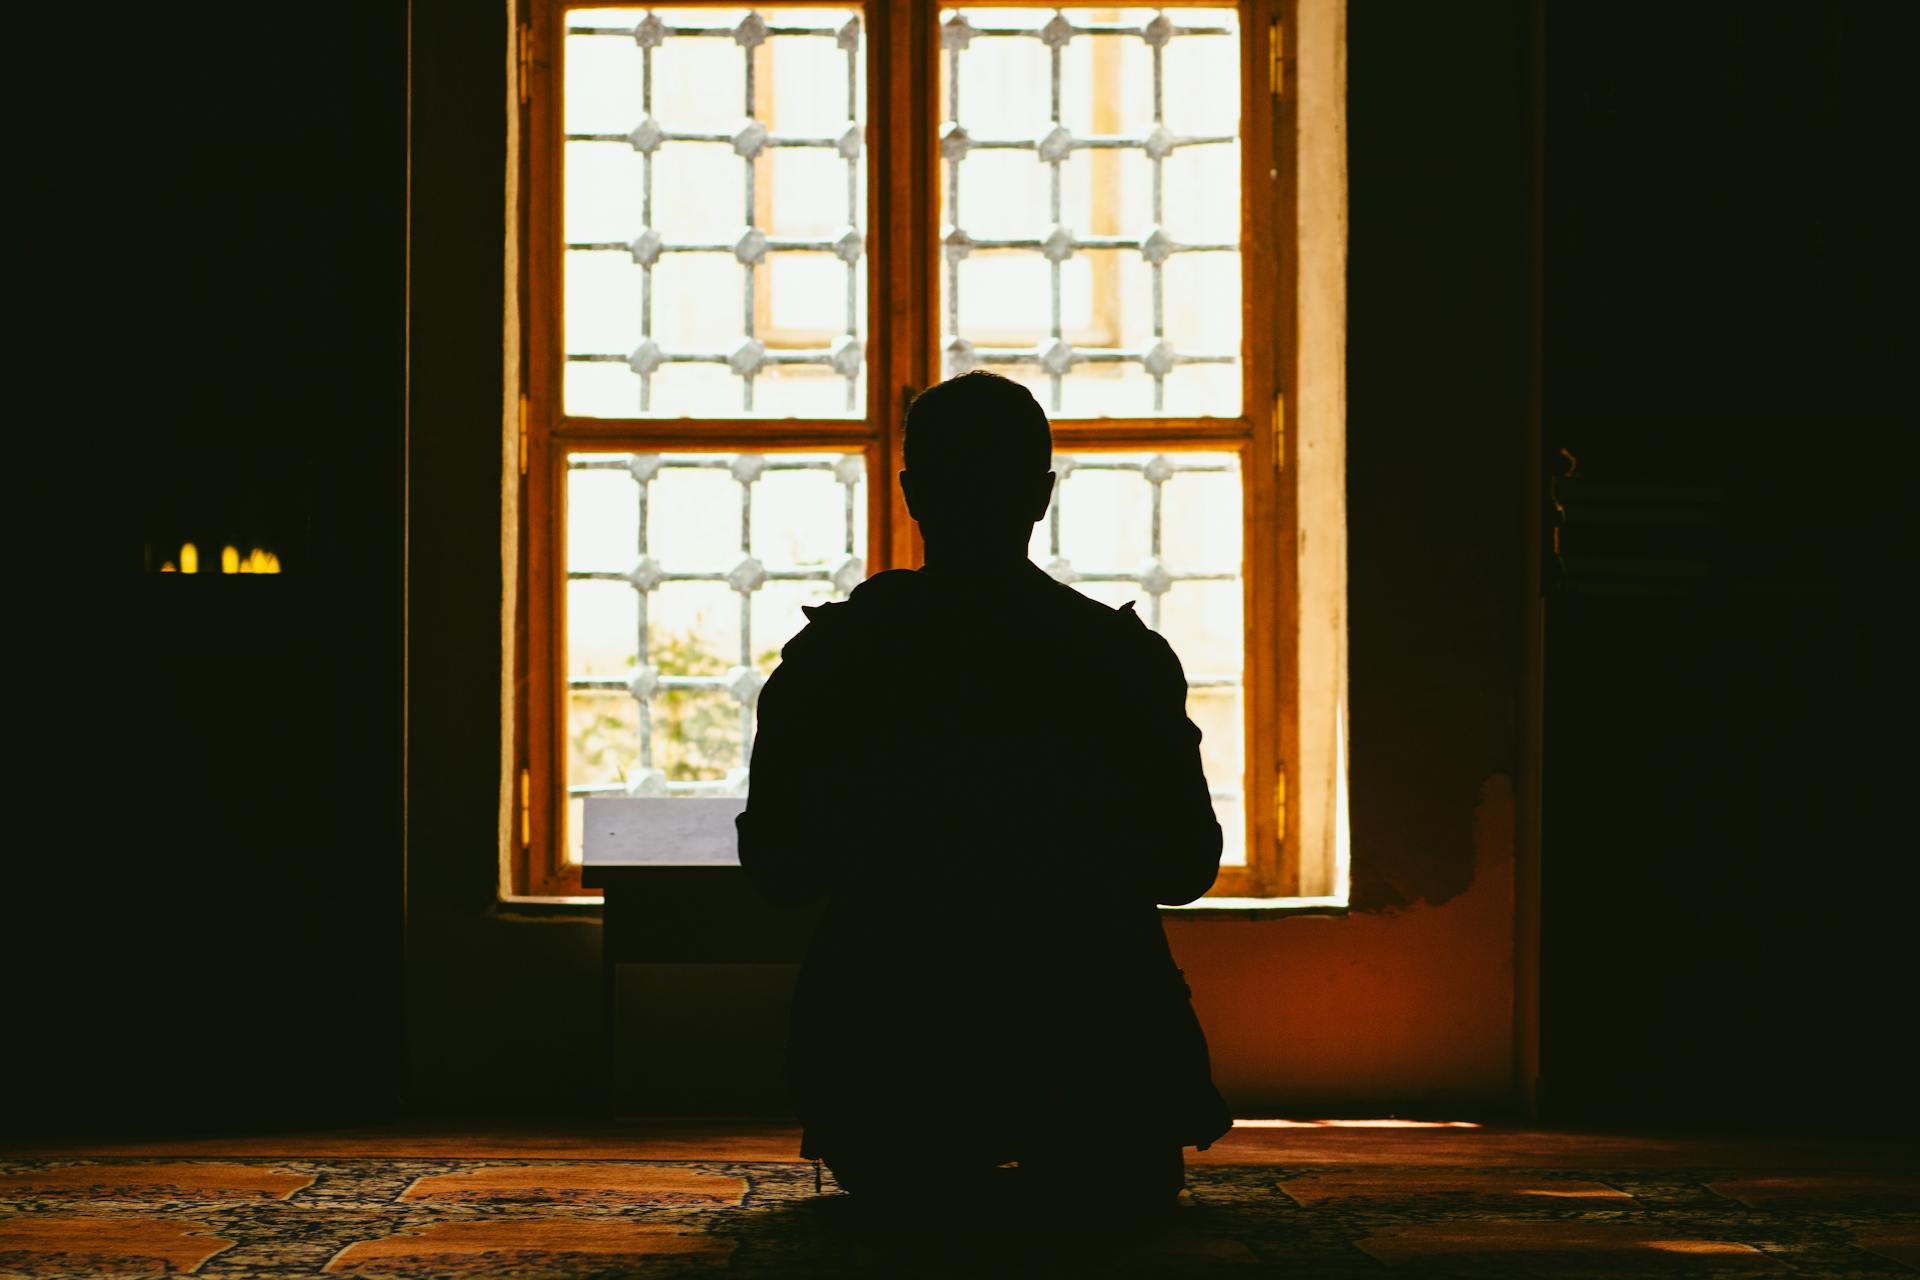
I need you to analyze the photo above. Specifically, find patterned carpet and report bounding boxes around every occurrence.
[2,1154,1915,1278]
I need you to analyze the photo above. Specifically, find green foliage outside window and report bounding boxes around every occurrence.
[569,630,778,785]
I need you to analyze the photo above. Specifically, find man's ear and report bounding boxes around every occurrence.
[1026,471,1057,522]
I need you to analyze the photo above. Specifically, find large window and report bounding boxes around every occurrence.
[519,2,1297,898]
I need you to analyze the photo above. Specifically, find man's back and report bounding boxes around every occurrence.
[738,560,1230,1164]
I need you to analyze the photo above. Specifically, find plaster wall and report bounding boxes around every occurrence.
[1172,778,1515,1109]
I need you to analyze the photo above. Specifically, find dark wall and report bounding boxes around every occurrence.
[1538,1,1912,1128]
[1345,0,1533,912]
[10,4,407,1135]
[400,0,605,1115]
[408,0,511,919]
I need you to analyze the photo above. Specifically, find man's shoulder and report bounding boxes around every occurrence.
[1035,571,1156,634]
[1028,572,1182,667]
[785,565,1169,662]
[777,570,922,664]
[846,568,926,607]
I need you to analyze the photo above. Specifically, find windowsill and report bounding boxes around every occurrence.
[495,891,1349,920]
[494,894,602,919]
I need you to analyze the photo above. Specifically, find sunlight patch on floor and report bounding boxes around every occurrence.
[1232,1119,1482,1130]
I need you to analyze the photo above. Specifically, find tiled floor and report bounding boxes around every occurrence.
[2,1123,1913,1277]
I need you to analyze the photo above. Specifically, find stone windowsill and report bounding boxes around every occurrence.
[494,891,1348,920]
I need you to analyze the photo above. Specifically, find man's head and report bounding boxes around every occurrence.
[901,371,1055,559]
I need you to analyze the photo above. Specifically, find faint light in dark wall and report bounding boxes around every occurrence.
[154,542,281,574]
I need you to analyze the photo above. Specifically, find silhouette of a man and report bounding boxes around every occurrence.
[738,371,1230,1212]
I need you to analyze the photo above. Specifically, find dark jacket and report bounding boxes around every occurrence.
[736,562,1231,1162]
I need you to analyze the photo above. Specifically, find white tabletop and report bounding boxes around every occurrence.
[581,797,747,867]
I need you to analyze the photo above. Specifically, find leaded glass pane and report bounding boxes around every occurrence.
[939,8,1242,417]
[1029,452,1246,863]
[565,451,869,862]
[562,8,869,418]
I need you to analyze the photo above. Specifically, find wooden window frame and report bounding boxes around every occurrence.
[515,0,1297,899]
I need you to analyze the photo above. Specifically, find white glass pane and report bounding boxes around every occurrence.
[956,253,1051,340]
[650,23,745,133]
[940,7,1242,416]
[1161,579,1243,678]
[564,363,636,417]
[1214,796,1247,867]
[954,152,1050,239]
[564,142,644,243]
[568,579,639,676]
[764,151,849,239]
[1188,688,1244,798]
[750,467,851,566]
[647,466,740,568]
[563,7,868,417]
[647,364,744,417]
[1161,362,1240,418]
[563,32,645,135]
[1162,28,1242,136]
[652,254,747,350]
[767,254,851,334]
[650,146,745,240]
[567,466,637,568]
[566,251,642,354]
[769,26,859,135]
[748,365,861,418]
[1162,144,1241,244]
[1054,366,1161,419]
[953,30,1050,135]
[1056,465,1151,569]
[1093,151,1157,253]
[1161,465,1241,569]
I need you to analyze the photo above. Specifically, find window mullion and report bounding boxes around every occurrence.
[551,419,880,450]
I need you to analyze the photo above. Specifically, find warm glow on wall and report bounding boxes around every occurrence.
[179,543,199,574]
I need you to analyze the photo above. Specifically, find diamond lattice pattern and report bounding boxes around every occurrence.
[564,7,869,417]
[939,7,1242,417]
[565,451,867,860]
